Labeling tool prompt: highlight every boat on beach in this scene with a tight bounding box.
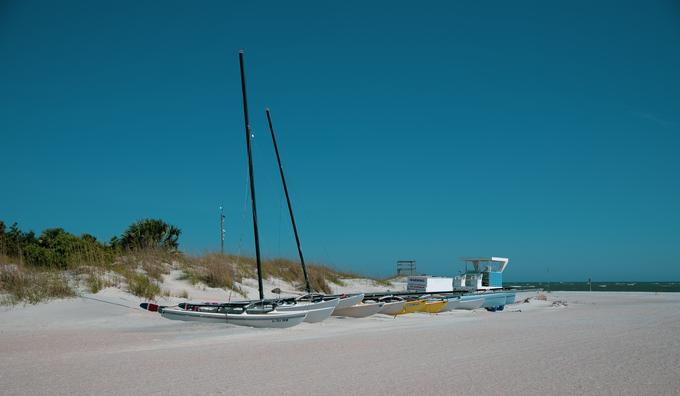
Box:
[288,306,334,323]
[274,299,339,323]
[295,293,365,311]
[334,294,365,309]
[397,300,427,314]
[446,296,484,310]
[363,295,406,315]
[423,300,448,313]
[332,302,384,318]
[143,51,310,329]
[160,301,307,328]
[378,300,406,315]
[505,292,516,305]
[275,297,339,311]
[480,293,508,311]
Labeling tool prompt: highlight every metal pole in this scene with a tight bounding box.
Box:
[238,50,264,301]
[265,108,312,293]
[219,205,225,255]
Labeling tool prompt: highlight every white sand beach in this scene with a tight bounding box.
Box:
[1,290,678,396]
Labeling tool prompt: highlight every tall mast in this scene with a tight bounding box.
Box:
[265,108,312,293]
[238,50,264,301]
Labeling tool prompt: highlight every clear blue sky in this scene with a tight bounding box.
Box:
[1,1,679,281]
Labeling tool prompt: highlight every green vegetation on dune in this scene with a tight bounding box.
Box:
[0,219,392,305]
[0,219,179,304]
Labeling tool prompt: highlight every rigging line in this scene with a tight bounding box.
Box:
[77,294,146,311]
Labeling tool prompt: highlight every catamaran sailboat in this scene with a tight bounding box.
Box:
[142,51,310,328]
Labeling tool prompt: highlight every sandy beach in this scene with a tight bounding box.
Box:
[1,291,678,396]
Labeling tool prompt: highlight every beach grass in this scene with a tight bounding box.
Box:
[0,250,391,305]
[0,264,75,305]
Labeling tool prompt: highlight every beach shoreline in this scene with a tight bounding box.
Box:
[1,291,679,395]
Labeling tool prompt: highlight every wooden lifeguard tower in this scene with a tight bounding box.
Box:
[396,260,416,276]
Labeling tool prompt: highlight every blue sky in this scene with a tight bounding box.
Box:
[1,1,679,280]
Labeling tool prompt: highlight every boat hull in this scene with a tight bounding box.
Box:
[378,301,405,315]
[447,297,484,310]
[480,293,507,311]
[423,300,448,313]
[505,292,516,305]
[397,300,426,314]
[159,308,307,328]
[298,306,335,323]
[276,298,339,312]
[334,294,365,310]
[332,302,384,318]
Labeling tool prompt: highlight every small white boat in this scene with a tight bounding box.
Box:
[295,293,365,312]
[332,302,384,318]
[296,306,335,323]
[378,301,405,315]
[334,293,365,310]
[446,296,484,310]
[363,296,405,316]
[276,298,340,323]
[275,298,339,312]
[275,299,338,323]
[160,307,307,328]
[479,293,507,311]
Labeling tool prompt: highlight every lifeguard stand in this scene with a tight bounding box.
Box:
[453,257,509,291]
[396,260,416,276]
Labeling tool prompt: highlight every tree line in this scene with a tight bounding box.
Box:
[0,219,181,269]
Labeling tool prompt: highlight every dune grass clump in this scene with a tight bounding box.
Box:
[0,265,75,305]
[116,248,175,281]
[180,253,248,296]
[126,272,161,300]
[85,271,117,294]
[260,257,372,293]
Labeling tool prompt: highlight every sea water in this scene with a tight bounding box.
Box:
[504,281,680,292]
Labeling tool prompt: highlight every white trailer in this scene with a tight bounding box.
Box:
[407,276,453,293]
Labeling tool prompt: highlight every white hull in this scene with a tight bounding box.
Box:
[299,306,335,323]
[332,302,384,318]
[447,297,484,310]
[276,298,339,312]
[160,308,307,328]
[335,293,365,310]
[378,301,405,315]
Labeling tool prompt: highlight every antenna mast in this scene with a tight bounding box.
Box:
[219,205,225,254]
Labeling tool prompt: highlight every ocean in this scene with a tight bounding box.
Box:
[504,281,680,292]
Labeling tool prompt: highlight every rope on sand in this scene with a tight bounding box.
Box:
[77,294,142,311]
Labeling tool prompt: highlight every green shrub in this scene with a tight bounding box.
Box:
[115,219,181,251]
[0,221,38,258]
[22,244,64,268]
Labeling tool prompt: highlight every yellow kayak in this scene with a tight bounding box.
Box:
[423,300,447,313]
[397,300,426,314]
